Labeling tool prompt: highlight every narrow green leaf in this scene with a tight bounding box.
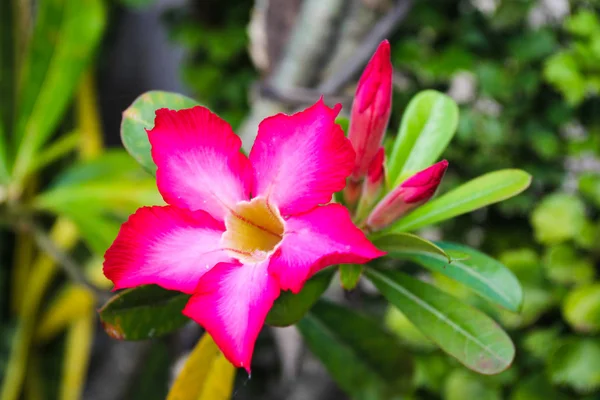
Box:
[374,233,451,262]
[0,0,13,184]
[386,169,532,233]
[120,91,199,174]
[99,285,190,340]
[48,150,145,187]
[34,180,160,215]
[297,299,413,399]
[387,90,459,187]
[396,241,523,312]
[365,269,515,375]
[266,268,334,327]
[339,264,363,290]
[13,0,107,180]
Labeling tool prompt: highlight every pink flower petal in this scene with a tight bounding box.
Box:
[183,261,280,372]
[249,98,355,216]
[148,107,253,221]
[269,204,385,293]
[104,206,232,294]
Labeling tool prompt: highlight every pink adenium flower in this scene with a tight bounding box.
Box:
[366,160,448,230]
[103,99,384,372]
[347,40,393,182]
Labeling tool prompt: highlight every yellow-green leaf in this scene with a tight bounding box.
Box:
[167,334,235,400]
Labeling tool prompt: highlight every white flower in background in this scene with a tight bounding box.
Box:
[448,71,477,104]
[471,0,499,16]
[528,0,570,28]
[560,121,587,141]
[474,96,503,117]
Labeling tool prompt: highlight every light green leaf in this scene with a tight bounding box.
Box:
[543,244,595,285]
[563,284,600,334]
[387,90,459,187]
[543,51,586,105]
[34,181,160,215]
[384,306,434,350]
[13,0,107,180]
[373,232,451,262]
[121,91,199,174]
[51,150,149,187]
[444,369,502,400]
[564,10,600,37]
[0,0,13,185]
[365,269,515,375]
[510,374,569,400]
[531,193,586,245]
[297,299,413,399]
[339,264,363,290]
[547,338,600,393]
[400,242,522,312]
[385,169,531,233]
[99,285,189,341]
[266,268,334,327]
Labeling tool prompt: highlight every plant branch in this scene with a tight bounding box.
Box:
[26,220,107,300]
[318,0,413,94]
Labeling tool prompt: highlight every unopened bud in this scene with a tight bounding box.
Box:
[366,160,448,231]
[348,40,393,181]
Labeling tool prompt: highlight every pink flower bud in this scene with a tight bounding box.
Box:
[366,160,449,231]
[348,40,393,182]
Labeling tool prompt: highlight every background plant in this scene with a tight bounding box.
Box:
[1,0,598,399]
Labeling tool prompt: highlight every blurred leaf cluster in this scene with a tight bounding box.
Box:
[377,1,600,399]
[0,0,163,399]
[164,0,255,128]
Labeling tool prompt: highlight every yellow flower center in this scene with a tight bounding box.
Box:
[222,197,284,263]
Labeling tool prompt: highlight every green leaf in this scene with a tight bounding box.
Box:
[531,193,586,245]
[543,244,595,285]
[385,169,532,233]
[510,374,570,400]
[99,285,190,341]
[339,264,363,290]
[13,0,107,180]
[547,338,600,393]
[563,284,600,334]
[51,150,149,187]
[266,268,334,327]
[34,180,160,216]
[373,233,451,262]
[384,306,434,350]
[444,369,502,400]
[543,51,586,105]
[387,90,459,187]
[522,327,561,362]
[297,299,413,399]
[365,269,515,375]
[579,173,600,208]
[396,241,522,312]
[564,10,600,37]
[121,91,200,174]
[497,284,555,329]
[0,0,14,185]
